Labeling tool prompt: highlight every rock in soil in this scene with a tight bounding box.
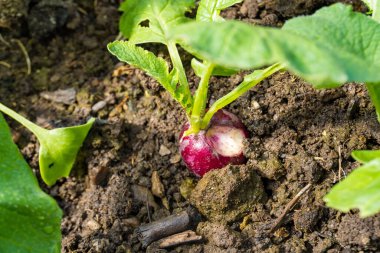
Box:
[190,165,266,223]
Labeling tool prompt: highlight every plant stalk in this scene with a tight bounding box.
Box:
[0,103,47,139]
[188,62,215,134]
[167,41,193,117]
[201,63,284,129]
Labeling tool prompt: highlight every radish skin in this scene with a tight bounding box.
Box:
[179,109,248,176]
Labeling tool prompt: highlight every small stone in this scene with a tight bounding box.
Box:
[251,100,260,109]
[91,101,107,113]
[161,197,170,210]
[159,145,171,156]
[40,88,76,105]
[170,154,181,164]
[123,217,140,228]
[151,171,165,198]
[85,219,101,231]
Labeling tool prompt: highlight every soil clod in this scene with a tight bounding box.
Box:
[190,165,266,223]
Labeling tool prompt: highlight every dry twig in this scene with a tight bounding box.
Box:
[159,230,202,248]
[14,39,31,75]
[0,61,11,68]
[136,211,191,248]
[269,183,312,233]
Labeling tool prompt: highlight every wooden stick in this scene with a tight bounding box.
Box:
[136,210,192,248]
[269,183,312,233]
[159,230,202,248]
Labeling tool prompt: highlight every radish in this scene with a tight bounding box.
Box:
[179,109,248,176]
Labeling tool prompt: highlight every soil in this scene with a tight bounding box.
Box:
[0,0,379,252]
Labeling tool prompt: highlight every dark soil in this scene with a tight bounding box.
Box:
[1,0,379,252]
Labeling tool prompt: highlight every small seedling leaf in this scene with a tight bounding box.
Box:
[324,158,380,217]
[38,118,95,186]
[196,0,243,21]
[119,0,194,44]
[172,3,380,87]
[108,41,193,111]
[0,113,62,252]
[0,103,95,186]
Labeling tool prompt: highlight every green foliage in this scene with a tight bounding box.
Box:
[324,157,380,217]
[37,119,95,186]
[108,41,193,109]
[118,0,194,114]
[0,113,61,252]
[171,4,380,88]
[119,0,194,44]
[0,103,94,186]
[366,83,380,121]
[352,150,380,163]
[196,0,243,21]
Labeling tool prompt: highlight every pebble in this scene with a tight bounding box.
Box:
[251,100,260,109]
[91,101,107,113]
[40,88,76,105]
[123,217,140,228]
[170,154,181,164]
[159,145,171,156]
[151,171,165,198]
[85,219,101,231]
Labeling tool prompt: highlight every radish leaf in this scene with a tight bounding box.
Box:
[119,0,195,44]
[172,3,380,87]
[118,0,194,114]
[324,158,380,217]
[197,0,243,22]
[108,41,193,111]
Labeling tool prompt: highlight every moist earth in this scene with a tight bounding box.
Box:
[0,0,378,252]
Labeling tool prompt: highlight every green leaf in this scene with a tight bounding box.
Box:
[38,118,95,186]
[171,3,380,88]
[191,58,238,77]
[0,113,62,252]
[366,83,380,122]
[324,158,380,217]
[119,0,195,44]
[196,0,243,21]
[108,41,193,111]
[0,103,94,186]
[352,150,380,164]
[282,3,380,83]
